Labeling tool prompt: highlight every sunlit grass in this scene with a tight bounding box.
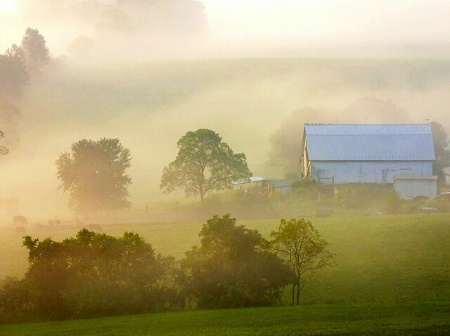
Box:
[1,302,449,335]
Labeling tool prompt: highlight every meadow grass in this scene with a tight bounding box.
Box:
[1,213,449,304]
[0,302,449,335]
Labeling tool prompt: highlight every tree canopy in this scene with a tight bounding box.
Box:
[0,130,9,155]
[20,28,50,74]
[0,45,28,100]
[430,121,450,178]
[270,218,334,305]
[161,129,252,204]
[181,214,291,309]
[55,138,132,214]
[9,230,166,320]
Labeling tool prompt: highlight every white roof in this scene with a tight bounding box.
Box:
[304,124,435,161]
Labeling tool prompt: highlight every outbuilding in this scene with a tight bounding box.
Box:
[393,175,438,200]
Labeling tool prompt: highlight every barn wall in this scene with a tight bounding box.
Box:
[311,161,433,184]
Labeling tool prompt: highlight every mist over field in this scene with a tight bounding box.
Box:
[1,57,450,221]
[1,0,450,223]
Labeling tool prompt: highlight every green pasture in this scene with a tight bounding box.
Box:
[1,302,449,335]
[1,212,449,304]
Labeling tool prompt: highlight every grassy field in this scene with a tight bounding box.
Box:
[1,212,449,304]
[1,302,449,335]
[1,212,449,334]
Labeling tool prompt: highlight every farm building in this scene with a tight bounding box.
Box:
[232,177,294,196]
[300,124,436,185]
[393,175,437,200]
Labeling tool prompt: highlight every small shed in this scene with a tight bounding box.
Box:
[232,177,294,196]
[393,175,437,200]
[232,177,269,194]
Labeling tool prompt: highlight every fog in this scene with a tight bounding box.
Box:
[1,1,450,223]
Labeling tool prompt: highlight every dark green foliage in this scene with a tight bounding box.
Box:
[0,230,170,321]
[0,277,30,323]
[56,138,132,214]
[181,214,291,309]
[161,129,252,204]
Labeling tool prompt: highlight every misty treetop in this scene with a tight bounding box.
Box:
[20,28,50,74]
[430,120,450,179]
[0,130,9,155]
[0,28,49,100]
[56,138,132,214]
[161,129,252,204]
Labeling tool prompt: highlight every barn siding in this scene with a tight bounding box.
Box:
[311,161,433,184]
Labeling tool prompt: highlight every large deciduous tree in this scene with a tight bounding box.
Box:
[430,121,450,179]
[55,138,132,214]
[19,229,166,319]
[270,218,334,305]
[181,214,291,309]
[161,129,252,204]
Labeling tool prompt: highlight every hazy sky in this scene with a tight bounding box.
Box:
[1,0,450,57]
[202,0,450,54]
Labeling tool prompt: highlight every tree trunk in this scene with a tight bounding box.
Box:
[296,276,301,305]
[291,283,296,306]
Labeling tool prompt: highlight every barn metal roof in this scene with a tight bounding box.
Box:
[304,124,435,161]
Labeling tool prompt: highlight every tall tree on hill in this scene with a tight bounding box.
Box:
[0,103,21,150]
[430,121,450,180]
[161,129,252,204]
[20,28,50,74]
[55,138,132,214]
[0,45,29,99]
[270,218,334,305]
[0,130,9,155]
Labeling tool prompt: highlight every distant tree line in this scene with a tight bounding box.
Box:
[0,27,50,152]
[0,214,333,323]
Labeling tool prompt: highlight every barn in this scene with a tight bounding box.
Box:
[300,124,436,185]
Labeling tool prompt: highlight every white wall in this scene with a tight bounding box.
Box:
[311,161,433,184]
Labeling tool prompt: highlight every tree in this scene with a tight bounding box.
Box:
[20,229,166,319]
[161,129,252,204]
[20,28,50,74]
[268,107,322,176]
[0,130,9,155]
[0,45,29,99]
[55,138,132,214]
[181,214,291,309]
[0,103,21,149]
[270,218,334,305]
[430,121,450,179]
